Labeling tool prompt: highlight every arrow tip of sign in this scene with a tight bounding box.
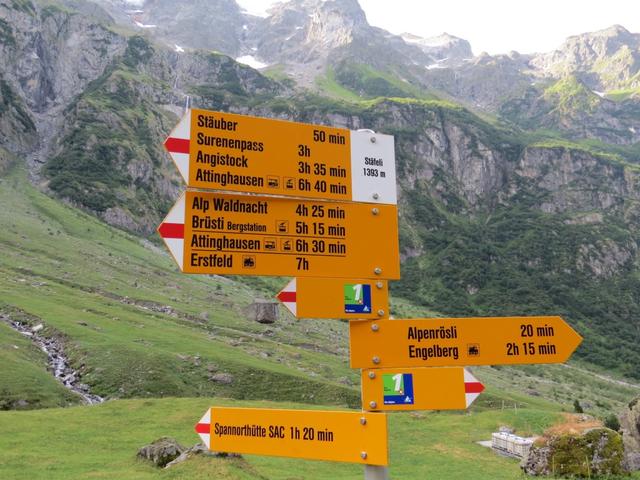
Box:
[195,409,211,450]
[555,316,584,356]
[276,279,297,316]
[464,370,485,407]
[157,222,184,239]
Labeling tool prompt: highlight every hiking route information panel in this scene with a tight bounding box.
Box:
[350,316,582,368]
[195,407,389,465]
[158,190,400,279]
[164,109,397,204]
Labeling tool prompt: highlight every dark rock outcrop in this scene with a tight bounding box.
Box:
[243,301,279,324]
[620,397,640,471]
[521,429,626,477]
[137,437,185,467]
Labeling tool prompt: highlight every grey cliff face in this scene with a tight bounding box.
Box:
[0,0,128,168]
[423,52,534,111]
[0,0,638,244]
[248,0,371,64]
[0,1,126,113]
[515,147,638,214]
[141,0,247,55]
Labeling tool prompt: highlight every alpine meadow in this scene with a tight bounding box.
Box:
[1,0,640,478]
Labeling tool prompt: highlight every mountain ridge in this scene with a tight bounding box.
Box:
[0,0,639,386]
[84,0,640,148]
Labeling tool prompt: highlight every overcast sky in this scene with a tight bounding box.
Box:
[236,0,640,55]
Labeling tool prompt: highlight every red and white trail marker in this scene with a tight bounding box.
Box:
[276,278,297,316]
[195,408,211,449]
[464,369,485,407]
[157,193,185,270]
[164,113,191,184]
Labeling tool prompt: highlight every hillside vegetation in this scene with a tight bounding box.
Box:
[1,1,640,476]
[0,165,361,409]
[1,0,636,382]
[1,161,639,478]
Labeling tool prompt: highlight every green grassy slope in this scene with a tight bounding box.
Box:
[0,396,593,480]
[0,141,639,479]
[0,165,359,408]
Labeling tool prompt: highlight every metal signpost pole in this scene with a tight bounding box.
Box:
[364,465,390,480]
[362,352,391,480]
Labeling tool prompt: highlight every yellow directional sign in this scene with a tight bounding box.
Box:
[158,190,400,279]
[195,407,389,465]
[350,316,582,368]
[276,278,389,319]
[361,367,484,412]
[164,108,397,204]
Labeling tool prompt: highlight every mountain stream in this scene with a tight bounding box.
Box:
[3,316,104,405]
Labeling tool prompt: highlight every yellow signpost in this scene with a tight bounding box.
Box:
[350,316,582,369]
[158,190,400,279]
[276,278,389,319]
[195,407,389,466]
[360,367,484,412]
[157,107,582,479]
[164,108,397,204]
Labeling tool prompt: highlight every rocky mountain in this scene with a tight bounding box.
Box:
[0,0,639,383]
[0,0,282,233]
[86,1,640,145]
[400,32,472,63]
[92,0,474,89]
[136,0,249,55]
[88,1,640,97]
[531,25,640,91]
[252,0,371,62]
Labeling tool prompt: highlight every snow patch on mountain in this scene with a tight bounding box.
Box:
[426,63,447,70]
[236,55,268,69]
[237,0,271,18]
[134,20,156,28]
[403,33,451,47]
